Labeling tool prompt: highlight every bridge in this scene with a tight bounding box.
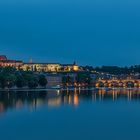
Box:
[95,79,140,88]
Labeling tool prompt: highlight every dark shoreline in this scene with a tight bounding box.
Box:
[0,87,139,92]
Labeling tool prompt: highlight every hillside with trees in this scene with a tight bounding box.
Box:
[0,67,47,89]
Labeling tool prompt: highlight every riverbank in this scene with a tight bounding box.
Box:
[0,87,139,92]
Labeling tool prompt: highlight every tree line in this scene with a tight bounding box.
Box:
[83,65,140,75]
[62,73,92,86]
[0,67,47,89]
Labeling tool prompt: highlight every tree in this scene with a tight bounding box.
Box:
[16,75,26,88]
[38,75,47,87]
[6,74,17,88]
[28,80,38,89]
[0,73,16,89]
[0,73,7,89]
[62,76,67,86]
[76,73,91,85]
[20,71,39,89]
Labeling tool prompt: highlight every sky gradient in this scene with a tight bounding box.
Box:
[0,0,140,66]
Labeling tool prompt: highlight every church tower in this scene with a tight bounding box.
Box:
[29,58,33,64]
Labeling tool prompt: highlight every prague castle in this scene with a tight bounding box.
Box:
[0,55,79,72]
[22,62,79,72]
[22,63,61,72]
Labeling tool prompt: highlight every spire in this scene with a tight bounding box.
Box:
[73,61,76,65]
[29,58,33,64]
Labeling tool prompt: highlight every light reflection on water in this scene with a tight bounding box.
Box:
[1,89,140,140]
[0,88,140,114]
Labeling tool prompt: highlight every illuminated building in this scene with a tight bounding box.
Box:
[0,55,80,72]
[22,63,61,72]
[61,62,79,71]
[0,55,23,69]
[46,74,62,87]
[22,61,79,72]
[0,55,7,60]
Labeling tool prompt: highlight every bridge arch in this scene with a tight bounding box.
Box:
[125,81,135,88]
[109,81,119,87]
[96,81,105,87]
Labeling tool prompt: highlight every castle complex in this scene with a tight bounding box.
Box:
[0,55,79,72]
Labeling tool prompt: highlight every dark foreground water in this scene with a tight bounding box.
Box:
[0,88,140,140]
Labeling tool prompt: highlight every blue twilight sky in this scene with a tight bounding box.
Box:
[0,0,140,66]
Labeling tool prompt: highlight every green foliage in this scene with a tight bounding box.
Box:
[38,75,47,87]
[0,67,48,89]
[62,76,73,85]
[93,65,140,75]
[76,73,91,84]
[25,73,39,89]
[16,75,26,88]
[62,76,67,84]
[0,73,17,89]
[28,80,38,89]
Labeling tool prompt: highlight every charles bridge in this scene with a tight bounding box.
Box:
[95,79,140,87]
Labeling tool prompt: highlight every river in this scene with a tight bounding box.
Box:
[0,88,140,140]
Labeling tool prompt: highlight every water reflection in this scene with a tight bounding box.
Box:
[0,88,140,114]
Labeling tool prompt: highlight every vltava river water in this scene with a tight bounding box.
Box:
[0,88,140,140]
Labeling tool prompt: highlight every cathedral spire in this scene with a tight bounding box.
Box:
[29,58,33,64]
[73,61,76,65]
